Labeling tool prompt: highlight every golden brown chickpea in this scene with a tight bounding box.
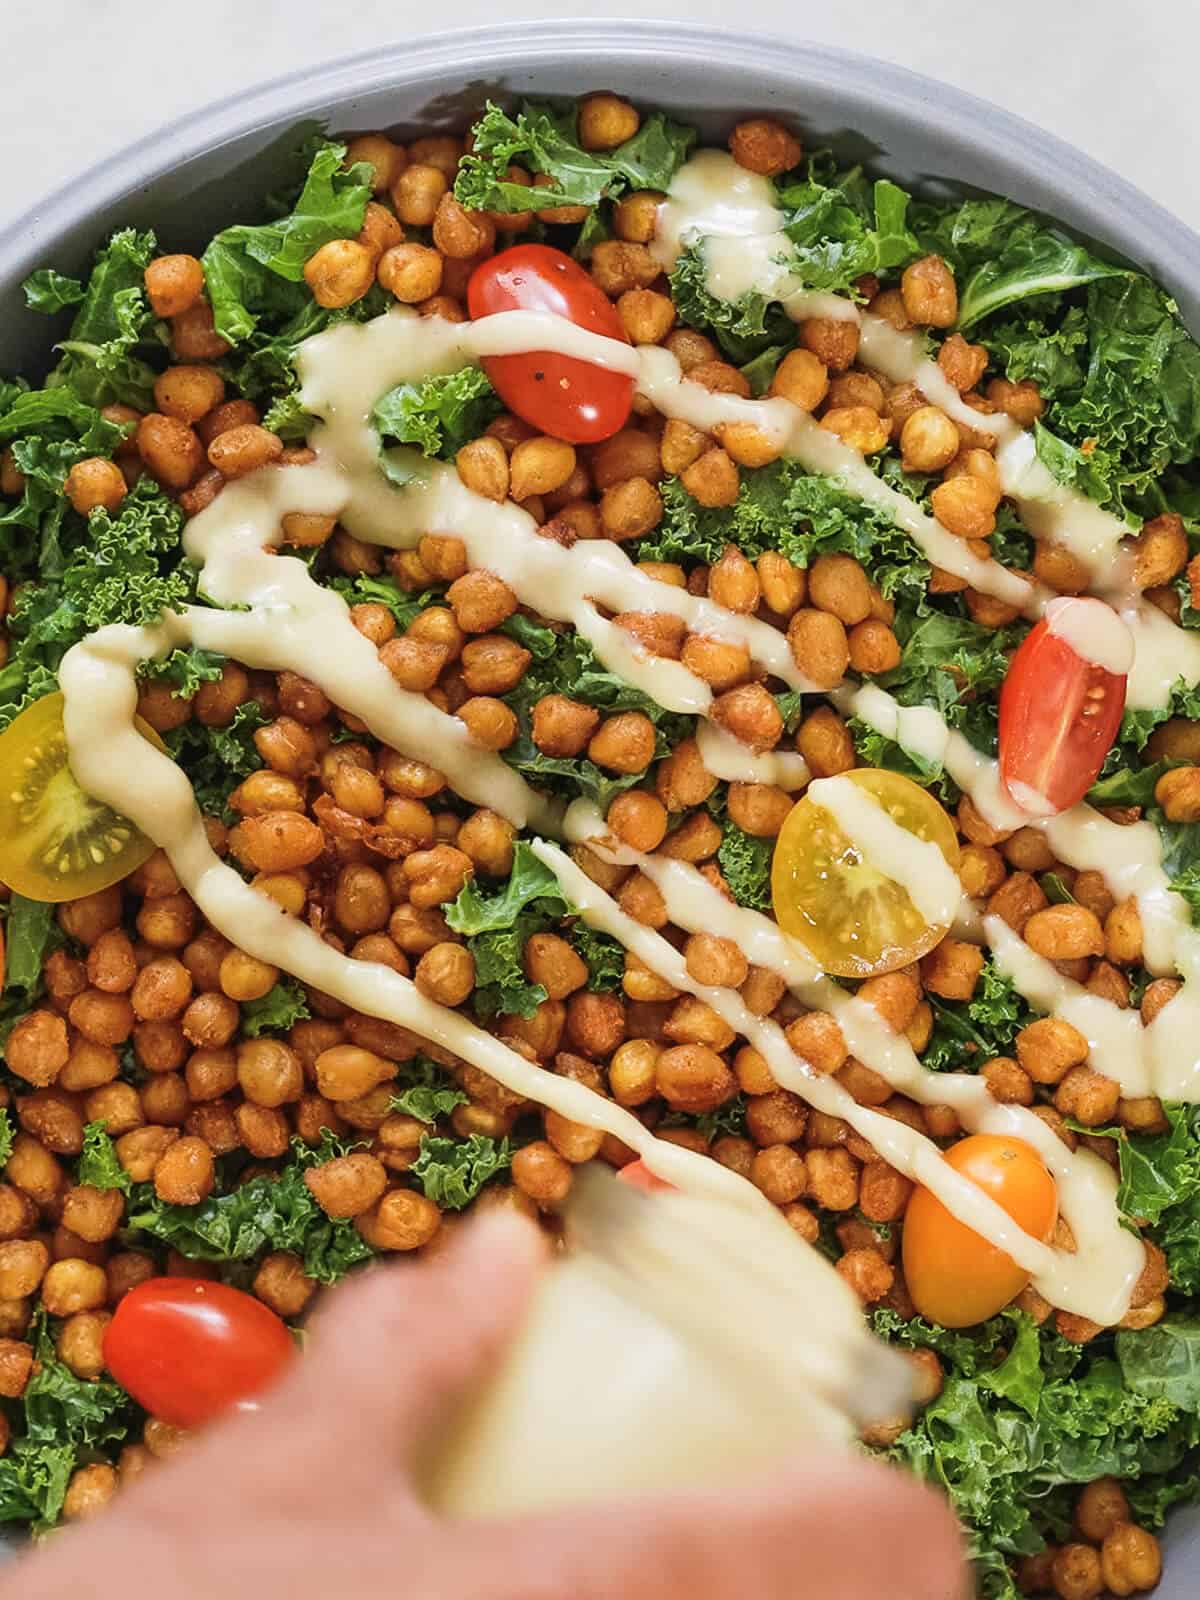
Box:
[564,993,627,1061]
[987,871,1048,933]
[145,253,205,318]
[377,241,443,303]
[64,456,127,516]
[357,1189,442,1252]
[170,297,229,361]
[900,405,960,472]
[859,1160,912,1223]
[134,413,204,489]
[936,332,988,391]
[607,1038,660,1106]
[230,811,324,873]
[600,477,663,539]
[682,932,748,991]
[56,1308,111,1381]
[755,551,806,619]
[236,1038,302,1109]
[805,1146,860,1210]
[847,618,901,674]
[518,934,585,1002]
[402,843,473,908]
[794,705,853,778]
[835,1247,895,1304]
[586,711,656,773]
[216,950,278,1004]
[130,956,192,1022]
[207,423,284,481]
[458,695,518,750]
[0,1336,34,1398]
[931,474,1000,540]
[313,1043,392,1103]
[611,188,662,243]
[981,1056,1035,1106]
[234,1102,289,1159]
[749,1144,807,1206]
[787,607,850,689]
[304,1151,388,1218]
[390,162,448,227]
[1050,1542,1104,1600]
[920,939,984,1002]
[653,1043,734,1114]
[1054,1065,1120,1127]
[576,92,640,150]
[590,240,660,296]
[407,135,461,177]
[901,255,958,327]
[617,287,676,345]
[60,1185,124,1245]
[808,553,872,625]
[152,1137,215,1205]
[729,117,802,176]
[344,132,405,192]
[0,1184,37,1241]
[679,633,751,691]
[86,928,137,995]
[1074,1478,1130,1544]
[303,239,375,308]
[510,1140,572,1208]
[1024,905,1104,961]
[154,363,225,425]
[1098,1525,1160,1595]
[432,194,494,259]
[6,1009,69,1087]
[0,1240,49,1300]
[800,316,859,372]
[412,942,474,1007]
[819,405,890,454]
[445,568,517,633]
[251,1251,316,1319]
[41,1258,108,1317]
[62,1461,117,1521]
[705,686,781,757]
[726,782,792,840]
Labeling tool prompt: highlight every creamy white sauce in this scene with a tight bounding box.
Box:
[807,774,961,928]
[1044,596,1134,675]
[695,719,810,790]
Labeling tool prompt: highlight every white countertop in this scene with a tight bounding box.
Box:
[3,0,1196,229]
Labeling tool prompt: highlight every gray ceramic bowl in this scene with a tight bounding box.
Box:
[0,19,1197,1590]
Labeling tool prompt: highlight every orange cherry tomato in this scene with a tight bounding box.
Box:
[467,244,633,443]
[999,598,1128,816]
[616,1158,675,1193]
[902,1134,1058,1328]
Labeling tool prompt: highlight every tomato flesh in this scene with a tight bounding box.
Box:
[104,1278,294,1427]
[468,244,633,444]
[616,1159,675,1193]
[771,768,960,979]
[902,1135,1058,1328]
[0,691,164,902]
[999,599,1128,816]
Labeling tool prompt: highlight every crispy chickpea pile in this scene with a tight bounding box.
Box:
[3,97,1198,1584]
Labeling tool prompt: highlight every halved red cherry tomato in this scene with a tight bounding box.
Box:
[902,1134,1058,1328]
[616,1158,675,1193]
[104,1278,294,1427]
[468,244,633,443]
[999,597,1130,816]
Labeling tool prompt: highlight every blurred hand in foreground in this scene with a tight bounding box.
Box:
[5,1211,965,1600]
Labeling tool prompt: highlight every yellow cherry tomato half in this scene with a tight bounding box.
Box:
[770,767,960,978]
[902,1134,1059,1328]
[0,692,164,902]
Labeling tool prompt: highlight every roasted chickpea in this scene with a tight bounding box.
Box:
[901,255,958,327]
[303,239,375,308]
[144,254,205,318]
[729,118,802,176]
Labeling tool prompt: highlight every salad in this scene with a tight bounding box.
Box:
[0,89,1198,1599]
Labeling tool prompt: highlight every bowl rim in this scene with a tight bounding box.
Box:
[1,19,1197,293]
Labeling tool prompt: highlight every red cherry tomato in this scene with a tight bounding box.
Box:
[104,1278,294,1427]
[999,598,1130,816]
[616,1158,676,1193]
[467,244,633,443]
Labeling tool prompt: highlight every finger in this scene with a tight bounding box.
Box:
[487,1453,966,1600]
[287,1208,547,1459]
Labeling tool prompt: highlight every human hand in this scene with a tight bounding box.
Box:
[7,1212,965,1600]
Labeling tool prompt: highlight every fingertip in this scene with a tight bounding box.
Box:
[825,1456,967,1599]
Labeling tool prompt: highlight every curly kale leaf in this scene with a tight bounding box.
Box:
[372,367,501,460]
[922,960,1030,1073]
[127,1133,374,1286]
[202,139,373,344]
[455,100,695,215]
[412,1133,512,1210]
